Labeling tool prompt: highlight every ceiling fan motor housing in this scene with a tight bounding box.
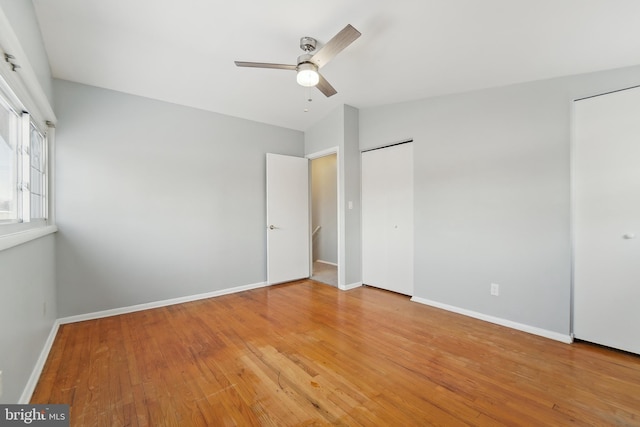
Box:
[300,37,317,53]
[297,53,315,68]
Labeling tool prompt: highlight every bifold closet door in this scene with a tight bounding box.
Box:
[362,142,413,295]
[573,86,640,355]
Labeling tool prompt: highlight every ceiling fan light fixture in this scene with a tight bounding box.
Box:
[296,62,319,87]
[235,24,360,97]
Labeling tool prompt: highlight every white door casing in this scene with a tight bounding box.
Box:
[266,153,310,285]
[573,86,640,355]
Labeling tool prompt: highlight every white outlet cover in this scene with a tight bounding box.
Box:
[490,283,500,296]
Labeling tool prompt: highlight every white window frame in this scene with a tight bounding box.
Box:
[28,120,49,222]
[0,86,53,237]
[0,91,20,224]
[0,7,57,250]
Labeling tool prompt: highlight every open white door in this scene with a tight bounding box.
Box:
[266,153,310,284]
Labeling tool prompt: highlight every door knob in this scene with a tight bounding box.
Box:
[623,233,636,239]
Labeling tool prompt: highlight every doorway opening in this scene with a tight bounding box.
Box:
[310,153,338,287]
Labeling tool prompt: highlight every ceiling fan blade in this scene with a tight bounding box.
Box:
[316,74,337,97]
[311,24,361,69]
[234,61,296,70]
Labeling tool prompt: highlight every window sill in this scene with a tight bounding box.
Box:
[0,225,58,252]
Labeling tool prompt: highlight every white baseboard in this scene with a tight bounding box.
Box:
[22,281,269,403]
[58,281,268,325]
[340,281,362,291]
[410,296,573,344]
[315,260,338,267]
[19,319,61,404]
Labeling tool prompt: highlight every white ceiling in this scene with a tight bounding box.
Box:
[32,0,640,131]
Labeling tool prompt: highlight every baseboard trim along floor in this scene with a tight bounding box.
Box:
[411,296,573,344]
[57,281,269,325]
[340,281,363,291]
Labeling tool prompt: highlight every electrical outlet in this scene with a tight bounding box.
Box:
[490,283,500,296]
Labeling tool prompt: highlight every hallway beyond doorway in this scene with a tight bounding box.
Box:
[311,261,337,287]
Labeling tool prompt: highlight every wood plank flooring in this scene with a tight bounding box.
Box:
[32,280,640,426]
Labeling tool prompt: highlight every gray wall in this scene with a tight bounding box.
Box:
[360,65,640,335]
[311,154,337,264]
[54,79,304,317]
[305,105,361,287]
[0,236,57,403]
[343,105,361,286]
[0,2,56,403]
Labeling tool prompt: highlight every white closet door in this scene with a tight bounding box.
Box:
[573,86,640,355]
[362,143,413,295]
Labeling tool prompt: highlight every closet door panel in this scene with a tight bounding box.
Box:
[362,143,413,295]
[573,86,640,355]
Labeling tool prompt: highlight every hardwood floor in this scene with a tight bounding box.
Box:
[32,280,640,426]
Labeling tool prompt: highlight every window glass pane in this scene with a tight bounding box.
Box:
[0,96,18,222]
[30,125,46,219]
[30,192,41,219]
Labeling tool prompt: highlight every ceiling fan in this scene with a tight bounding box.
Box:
[234,24,361,97]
